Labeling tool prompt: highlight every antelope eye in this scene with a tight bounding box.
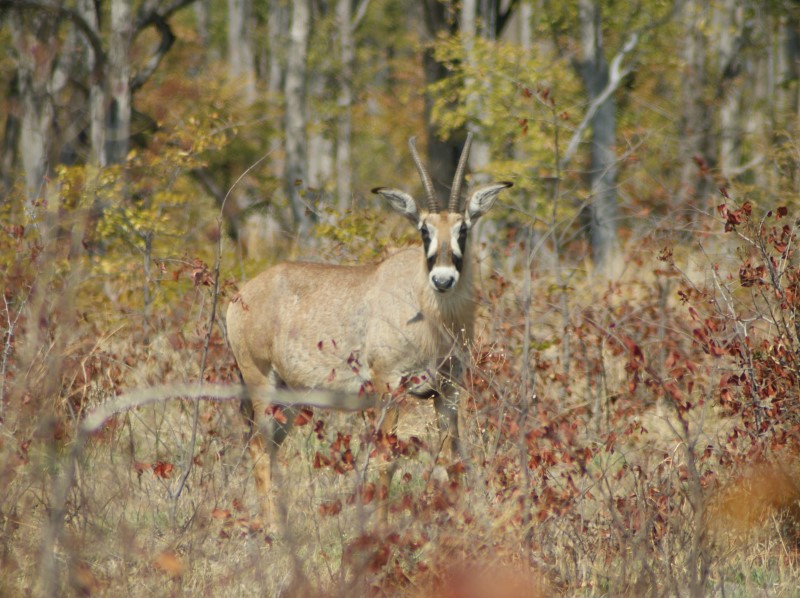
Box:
[420,226,430,242]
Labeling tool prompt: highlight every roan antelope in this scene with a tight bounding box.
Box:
[226,133,511,522]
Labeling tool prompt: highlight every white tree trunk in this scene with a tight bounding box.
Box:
[307,73,333,193]
[677,0,712,212]
[227,0,256,105]
[78,0,106,166]
[195,0,210,49]
[284,0,311,230]
[460,0,490,181]
[716,0,743,179]
[11,11,56,215]
[519,1,533,51]
[107,0,132,165]
[335,0,354,212]
[266,0,288,179]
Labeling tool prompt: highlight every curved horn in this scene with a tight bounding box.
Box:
[408,137,439,212]
[448,132,473,213]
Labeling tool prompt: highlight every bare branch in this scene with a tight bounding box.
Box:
[560,33,638,170]
[131,13,175,92]
[130,0,196,91]
[80,383,379,436]
[0,0,106,75]
[351,0,370,29]
[172,151,272,508]
[134,0,196,30]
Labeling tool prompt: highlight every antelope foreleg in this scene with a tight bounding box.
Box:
[246,432,276,524]
[433,387,462,467]
[377,403,399,523]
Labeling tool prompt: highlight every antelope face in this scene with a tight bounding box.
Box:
[374,182,512,293]
[372,133,512,294]
[419,212,469,293]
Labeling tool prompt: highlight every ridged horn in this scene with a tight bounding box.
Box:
[408,136,439,212]
[448,132,473,213]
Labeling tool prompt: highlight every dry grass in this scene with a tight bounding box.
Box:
[4,223,800,597]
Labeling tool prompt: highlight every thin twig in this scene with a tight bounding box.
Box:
[0,289,31,414]
[171,152,272,511]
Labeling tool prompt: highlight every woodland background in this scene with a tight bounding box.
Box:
[4,0,800,596]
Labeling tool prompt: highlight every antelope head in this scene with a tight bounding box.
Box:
[373,133,512,294]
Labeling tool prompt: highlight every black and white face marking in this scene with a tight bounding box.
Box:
[373,181,511,294]
[419,218,469,293]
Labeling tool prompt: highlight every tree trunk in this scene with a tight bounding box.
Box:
[715,0,743,180]
[779,13,800,121]
[307,72,333,194]
[422,0,458,198]
[335,0,355,211]
[460,0,490,181]
[227,0,256,105]
[1,75,21,198]
[77,0,105,167]
[11,10,56,215]
[778,12,800,191]
[194,0,210,50]
[267,0,288,178]
[577,0,620,276]
[107,0,132,165]
[284,0,311,231]
[677,0,713,216]
[267,0,287,94]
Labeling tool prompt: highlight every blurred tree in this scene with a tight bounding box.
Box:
[7,3,59,214]
[4,0,800,262]
[675,0,800,217]
[334,0,369,211]
[107,0,133,165]
[1,0,197,209]
[284,0,311,231]
[267,0,288,177]
[77,0,106,167]
[227,0,256,105]
[676,0,720,216]
[575,0,622,276]
[422,0,516,198]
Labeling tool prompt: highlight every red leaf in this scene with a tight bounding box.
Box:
[152,461,174,478]
[314,452,332,469]
[211,508,231,520]
[342,448,354,465]
[319,500,342,517]
[361,483,376,504]
[293,408,314,426]
[269,405,288,424]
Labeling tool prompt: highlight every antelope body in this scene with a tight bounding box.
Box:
[226,134,511,521]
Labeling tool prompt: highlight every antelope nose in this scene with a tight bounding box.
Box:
[432,274,455,292]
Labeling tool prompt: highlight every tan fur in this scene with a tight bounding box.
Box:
[226,136,511,523]
[229,230,471,398]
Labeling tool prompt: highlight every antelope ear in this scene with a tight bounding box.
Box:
[373,187,420,225]
[465,182,513,226]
